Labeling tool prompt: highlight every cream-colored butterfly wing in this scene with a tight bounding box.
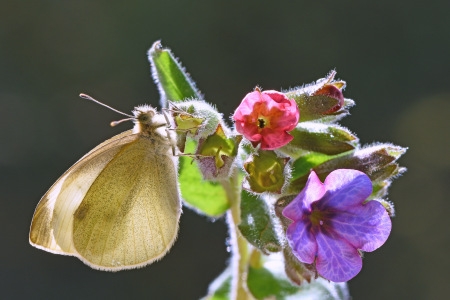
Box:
[29,130,138,255]
[72,137,181,271]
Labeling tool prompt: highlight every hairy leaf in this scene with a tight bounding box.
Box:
[178,140,230,216]
[238,191,282,254]
[148,41,202,107]
[280,123,358,156]
[288,144,406,195]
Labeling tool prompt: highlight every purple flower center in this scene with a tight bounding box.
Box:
[309,209,325,226]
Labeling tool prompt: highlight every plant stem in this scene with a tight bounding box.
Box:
[221,171,253,300]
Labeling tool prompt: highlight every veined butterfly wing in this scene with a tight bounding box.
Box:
[29,130,138,255]
[30,107,182,270]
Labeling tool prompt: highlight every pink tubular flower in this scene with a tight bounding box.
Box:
[233,90,299,150]
[282,169,391,282]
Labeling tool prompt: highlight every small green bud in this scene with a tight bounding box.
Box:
[244,151,290,194]
[196,124,241,180]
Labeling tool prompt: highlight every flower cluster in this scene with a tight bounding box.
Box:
[232,85,396,283]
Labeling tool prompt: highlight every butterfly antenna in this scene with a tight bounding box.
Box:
[110,118,134,127]
[79,93,134,118]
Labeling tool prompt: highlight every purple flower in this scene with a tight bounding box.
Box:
[282,169,391,282]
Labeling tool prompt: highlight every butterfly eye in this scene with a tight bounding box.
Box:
[139,114,149,122]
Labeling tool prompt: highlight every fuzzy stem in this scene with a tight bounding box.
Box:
[221,172,253,300]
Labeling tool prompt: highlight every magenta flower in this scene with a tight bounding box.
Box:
[233,90,299,150]
[282,169,391,282]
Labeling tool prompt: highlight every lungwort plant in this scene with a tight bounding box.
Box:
[148,41,406,299]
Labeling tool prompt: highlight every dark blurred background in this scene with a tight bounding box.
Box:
[1,1,449,299]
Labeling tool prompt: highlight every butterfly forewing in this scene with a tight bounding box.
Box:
[72,137,181,270]
[29,130,138,254]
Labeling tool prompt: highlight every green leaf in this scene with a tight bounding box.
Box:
[247,265,299,300]
[280,123,358,156]
[238,191,282,254]
[291,152,336,181]
[178,140,230,216]
[148,41,202,106]
[288,144,405,195]
[202,268,232,300]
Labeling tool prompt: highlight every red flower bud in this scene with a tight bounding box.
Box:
[233,90,299,150]
[313,83,345,114]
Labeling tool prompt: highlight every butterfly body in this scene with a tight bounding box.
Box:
[29,105,181,271]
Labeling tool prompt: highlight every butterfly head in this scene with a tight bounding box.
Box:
[133,105,157,124]
[132,105,167,135]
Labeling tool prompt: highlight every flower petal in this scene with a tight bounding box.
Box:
[315,227,362,282]
[318,169,373,210]
[286,220,317,264]
[262,90,287,103]
[328,200,392,252]
[283,171,326,221]
[235,121,261,142]
[260,128,293,150]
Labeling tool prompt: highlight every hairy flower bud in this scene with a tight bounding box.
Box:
[313,83,345,114]
[244,150,290,193]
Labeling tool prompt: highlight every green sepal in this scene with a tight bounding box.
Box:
[282,247,317,286]
[291,94,340,122]
[280,123,358,156]
[243,150,290,194]
[171,100,224,140]
[148,41,202,107]
[198,124,239,169]
[369,181,391,200]
[178,140,230,216]
[238,190,282,254]
[174,114,204,135]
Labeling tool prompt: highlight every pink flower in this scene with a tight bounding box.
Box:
[283,169,391,282]
[233,90,299,150]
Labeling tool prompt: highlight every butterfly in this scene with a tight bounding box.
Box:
[29,94,182,271]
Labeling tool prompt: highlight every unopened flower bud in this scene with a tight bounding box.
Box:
[313,83,345,114]
[244,150,290,193]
